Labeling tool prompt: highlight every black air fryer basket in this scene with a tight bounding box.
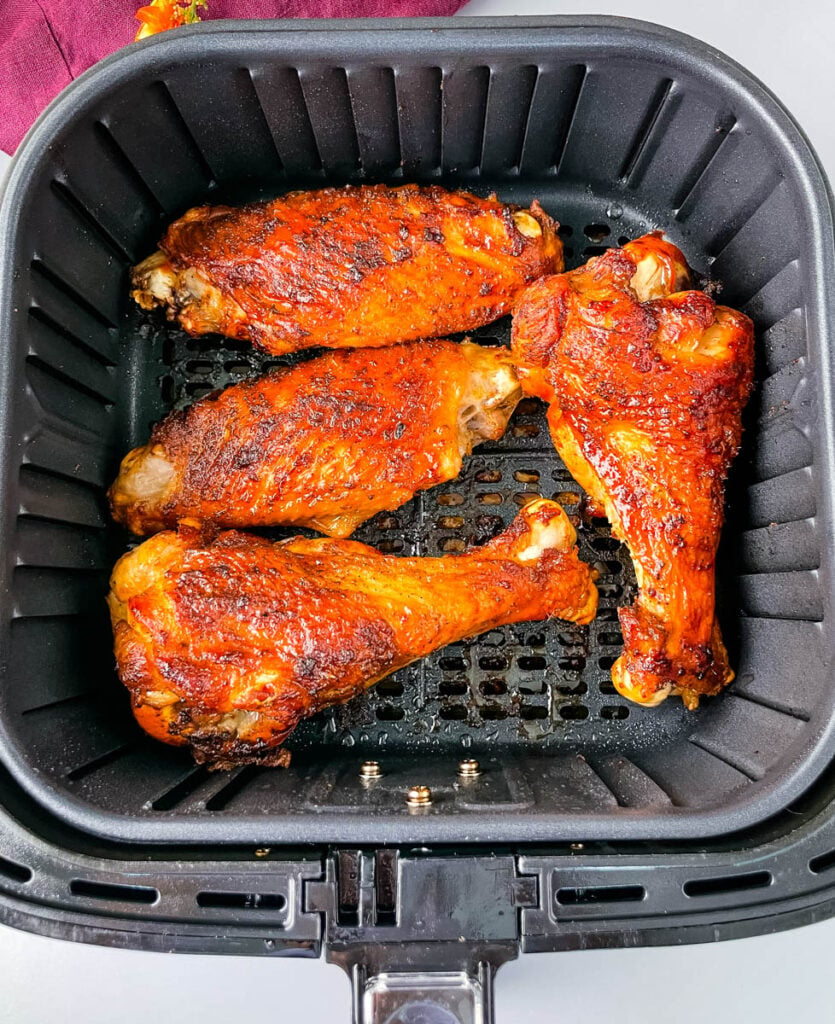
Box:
[2,16,835,1022]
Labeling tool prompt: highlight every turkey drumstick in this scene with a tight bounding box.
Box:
[132,184,561,356]
[108,500,598,768]
[109,340,521,538]
[512,233,754,709]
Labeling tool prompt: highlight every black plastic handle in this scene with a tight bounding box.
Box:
[309,854,528,1024]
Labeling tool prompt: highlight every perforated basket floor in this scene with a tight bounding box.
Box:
[0,18,834,845]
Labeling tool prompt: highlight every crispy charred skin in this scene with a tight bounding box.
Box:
[511,233,754,709]
[109,340,521,537]
[131,184,562,355]
[109,501,597,768]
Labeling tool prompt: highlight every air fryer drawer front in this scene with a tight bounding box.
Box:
[0,19,834,850]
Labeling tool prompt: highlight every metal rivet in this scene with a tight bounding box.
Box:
[569,843,584,852]
[359,760,383,780]
[406,785,432,808]
[457,758,481,778]
[254,847,270,858]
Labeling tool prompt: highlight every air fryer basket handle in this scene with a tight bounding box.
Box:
[308,852,531,1024]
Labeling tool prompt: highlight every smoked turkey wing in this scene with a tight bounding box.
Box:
[109,340,521,538]
[108,500,598,768]
[131,184,561,355]
[511,233,754,709]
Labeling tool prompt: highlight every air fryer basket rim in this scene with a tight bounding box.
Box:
[1,15,834,847]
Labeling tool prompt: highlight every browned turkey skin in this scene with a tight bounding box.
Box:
[512,233,754,709]
[109,340,521,538]
[132,184,562,356]
[109,501,598,768]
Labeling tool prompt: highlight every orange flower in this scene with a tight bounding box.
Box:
[135,0,207,41]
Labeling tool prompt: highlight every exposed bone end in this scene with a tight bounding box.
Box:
[624,233,691,301]
[612,660,676,707]
[109,444,177,533]
[512,210,543,238]
[131,250,243,337]
[512,498,577,562]
[457,343,523,454]
[131,250,178,310]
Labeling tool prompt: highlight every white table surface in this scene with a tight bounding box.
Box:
[3,2,835,1021]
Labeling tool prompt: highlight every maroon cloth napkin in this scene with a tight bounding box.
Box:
[1,0,465,154]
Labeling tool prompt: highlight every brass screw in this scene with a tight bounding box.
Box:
[359,760,383,780]
[406,785,432,808]
[254,847,270,858]
[457,758,482,779]
[569,843,584,852]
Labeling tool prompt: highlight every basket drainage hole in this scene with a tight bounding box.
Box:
[480,704,507,720]
[683,871,772,898]
[377,677,404,696]
[439,679,468,696]
[520,705,548,720]
[515,398,541,416]
[480,679,507,696]
[224,360,252,375]
[440,656,468,672]
[557,224,574,238]
[600,705,629,720]
[0,856,32,884]
[553,491,580,506]
[439,704,468,721]
[558,656,586,672]
[375,514,400,530]
[582,245,609,258]
[377,539,404,553]
[599,632,624,647]
[583,223,611,243]
[556,682,587,696]
[197,891,286,911]
[70,879,158,904]
[513,493,542,507]
[438,493,464,507]
[557,884,644,906]
[441,538,466,553]
[185,360,215,375]
[559,705,589,720]
[592,536,622,553]
[376,705,405,721]
[518,656,546,671]
[475,469,502,483]
[479,655,508,671]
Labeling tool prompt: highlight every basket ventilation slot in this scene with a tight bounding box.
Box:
[0,856,33,884]
[682,870,772,898]
[556,884,645,905]
[69,878,159,904]
[196,890,286,910]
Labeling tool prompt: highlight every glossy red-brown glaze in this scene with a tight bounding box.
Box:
[109,501,597,768]
[512,234,754,708]
[108,340,521,537]
[131,184,562,355]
